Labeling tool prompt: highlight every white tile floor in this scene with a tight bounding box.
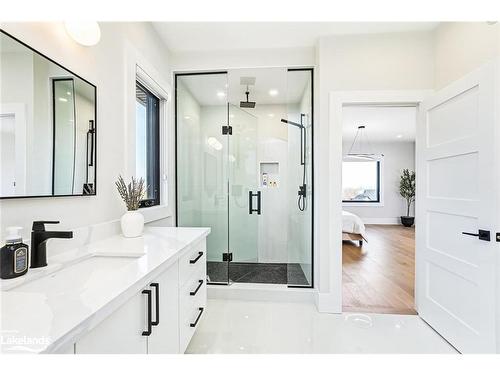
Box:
[186,299,457,354]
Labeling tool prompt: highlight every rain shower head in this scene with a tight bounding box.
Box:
[240,86,256,108]
[240,100,256,108]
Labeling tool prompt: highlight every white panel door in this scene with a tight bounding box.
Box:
[416,62,498,353]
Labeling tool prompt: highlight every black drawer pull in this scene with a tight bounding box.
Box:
[150,283,159,326]
[189,251,204,264]
[142,289,152,336]
[190,279,204,296]
[190,307,204,328]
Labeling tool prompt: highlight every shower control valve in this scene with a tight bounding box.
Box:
[298,184,307,198]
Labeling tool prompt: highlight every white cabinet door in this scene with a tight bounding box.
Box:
[416,62,498,353]
[147,264,180,354]
[75,291,148,354]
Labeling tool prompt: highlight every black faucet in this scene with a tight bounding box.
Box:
[30,221,73,268]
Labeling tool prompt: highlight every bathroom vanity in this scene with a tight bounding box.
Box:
[0,226,209,354]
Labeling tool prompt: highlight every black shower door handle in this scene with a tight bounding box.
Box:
[249,190,261,215]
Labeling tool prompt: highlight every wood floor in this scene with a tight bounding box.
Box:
[342,224,416,315]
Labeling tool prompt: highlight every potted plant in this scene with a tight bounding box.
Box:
[115,175,146,237]
[399,169,416,227]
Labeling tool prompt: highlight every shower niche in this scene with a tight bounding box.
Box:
[260,162,280,188]
[176,68,313,287]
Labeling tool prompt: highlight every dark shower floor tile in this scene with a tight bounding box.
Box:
[207,261,309,286]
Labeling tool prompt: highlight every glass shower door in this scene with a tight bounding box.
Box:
[286,69,313,287]
[176,73,230,284]
[228,104,259,281]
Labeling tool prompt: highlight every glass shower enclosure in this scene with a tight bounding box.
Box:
[176,69,313,287]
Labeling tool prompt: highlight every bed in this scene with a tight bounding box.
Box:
[342,210,367,247]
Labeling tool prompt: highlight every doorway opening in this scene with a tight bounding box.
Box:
[175,68,314,288]
[341,104,417,314]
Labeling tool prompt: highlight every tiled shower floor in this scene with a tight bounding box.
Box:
[207,261,309,286]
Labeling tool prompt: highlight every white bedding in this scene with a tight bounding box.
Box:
[342,210,366,236]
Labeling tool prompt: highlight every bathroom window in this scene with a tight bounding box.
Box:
[342,160,381,203]
[135,82,160,207]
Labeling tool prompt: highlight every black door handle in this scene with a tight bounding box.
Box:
[189,251,204,264]
[462,229,491,241]
[248,191,261,215]
[190,307,204,327]
[150,283,159,326]
[142,289,152,336]
[190,280,204,296]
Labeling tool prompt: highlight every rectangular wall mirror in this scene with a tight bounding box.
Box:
[0,29,97,199]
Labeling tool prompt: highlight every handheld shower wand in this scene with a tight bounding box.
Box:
[281,114,307,211]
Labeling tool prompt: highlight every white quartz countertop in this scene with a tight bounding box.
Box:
[0,226,210,354]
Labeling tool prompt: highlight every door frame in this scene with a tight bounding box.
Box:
[328,90,432,313]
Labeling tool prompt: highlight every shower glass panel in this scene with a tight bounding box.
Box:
[176,68,314,287]
[228,104,259,275]
[53,79,76,195]
[286,69,313,286]
[176,73,230,284]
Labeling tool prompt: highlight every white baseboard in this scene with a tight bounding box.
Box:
[315,292,342,313]
[361,217,401,225]
[208,283,315,304]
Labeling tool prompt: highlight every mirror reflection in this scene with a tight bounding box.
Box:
[0,30,96,198]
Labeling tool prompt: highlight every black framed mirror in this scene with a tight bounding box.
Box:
[0,29,97,199]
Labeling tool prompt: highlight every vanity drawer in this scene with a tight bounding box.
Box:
[179,239,206,287]
[180,268,207,317]
[179,283,207,353]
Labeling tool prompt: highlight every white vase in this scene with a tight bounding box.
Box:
[120,210,144,238]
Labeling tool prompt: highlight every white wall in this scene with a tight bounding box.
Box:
[317,30,435,310]
[253,104,289,264]
[172,47,315,72]
[342,141,415,223]
[0,22,172,242]
[434,22,500,89]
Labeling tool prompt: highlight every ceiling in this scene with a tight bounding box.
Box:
[178,67,310,106]
[153,22,439,52]
[342,105,417,143]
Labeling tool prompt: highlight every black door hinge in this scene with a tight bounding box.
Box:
[223,252,233,262]
[222,125,232,135]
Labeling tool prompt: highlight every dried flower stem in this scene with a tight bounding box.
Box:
[115,175,147,211]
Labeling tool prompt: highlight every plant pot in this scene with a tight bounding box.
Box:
[401,216,415,227]
[121,210,144,238]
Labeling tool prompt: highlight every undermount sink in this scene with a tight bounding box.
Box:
[3,255,142,293]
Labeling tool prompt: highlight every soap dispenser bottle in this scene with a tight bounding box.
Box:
[1,227,29,279]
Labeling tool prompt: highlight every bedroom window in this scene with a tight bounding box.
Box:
[342,160,381,203]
